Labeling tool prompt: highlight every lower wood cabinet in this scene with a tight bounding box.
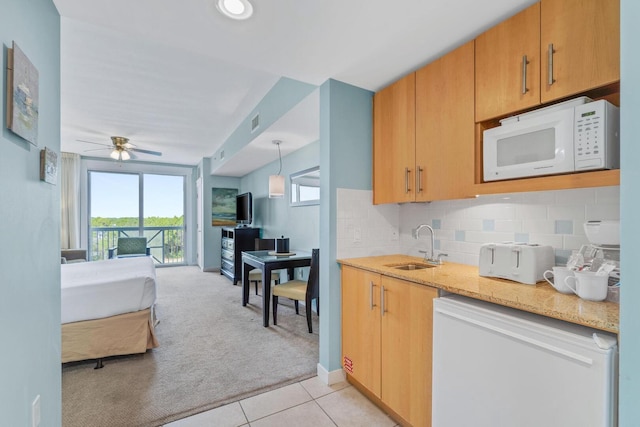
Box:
[341,266,438,427]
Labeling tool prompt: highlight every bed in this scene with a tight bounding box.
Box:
[61,256,159,364]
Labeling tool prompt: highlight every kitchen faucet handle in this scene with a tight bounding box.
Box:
[435,252,448,264]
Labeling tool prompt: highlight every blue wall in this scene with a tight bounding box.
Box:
[241,140,320,251]
[201,155,241,271]
[0,0,61,425]
[619,0,639,424]
[319,79,373,372]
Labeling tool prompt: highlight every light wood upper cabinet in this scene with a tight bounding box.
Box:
[476,0,620,121]
[416,40,476,201]
[341,266,382,398]
[380,275,437,427]
[540,0,620,103]
[475,3,541,122]
[373,73,416,204]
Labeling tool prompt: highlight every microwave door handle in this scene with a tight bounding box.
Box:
[522,55,528,94]
[548,43,555,86]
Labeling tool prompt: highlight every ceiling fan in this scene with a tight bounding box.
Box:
[78,136,162,161]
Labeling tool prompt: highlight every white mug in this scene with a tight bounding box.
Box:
[543,267,574,294]
[564,270,609,302]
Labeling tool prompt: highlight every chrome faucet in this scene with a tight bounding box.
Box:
[412,224,448,265]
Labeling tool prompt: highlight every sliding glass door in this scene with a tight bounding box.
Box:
[89,171,185,264]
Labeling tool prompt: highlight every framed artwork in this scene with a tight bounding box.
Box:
[6,41,39,145]
[212,188,237,226]
[40,147,57,184]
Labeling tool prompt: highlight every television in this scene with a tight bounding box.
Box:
[236,192,253,226]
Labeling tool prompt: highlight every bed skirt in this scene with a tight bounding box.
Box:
[62,308,159,363]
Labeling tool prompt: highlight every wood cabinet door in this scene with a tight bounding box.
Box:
[341,266,382,398]
[380,276,438,427]
[475,3,541,122]
[415,40,476,202]
[373,73,416,204]
[541,0,620,103]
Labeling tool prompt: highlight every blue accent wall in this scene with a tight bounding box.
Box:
[240,140,320,252]
[201,155,240,271]
[1,0,61,424]
[619,0,639,424]
[319,79,373,372]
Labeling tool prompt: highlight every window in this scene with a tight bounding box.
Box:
[290,166,320,206]
[89,171,185,264]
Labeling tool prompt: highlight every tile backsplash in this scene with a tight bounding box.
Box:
[336,186,620,266]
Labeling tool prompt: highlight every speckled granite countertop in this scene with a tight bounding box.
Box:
[338,254,619,334]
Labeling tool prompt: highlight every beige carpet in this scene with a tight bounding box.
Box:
[62,266,319,427]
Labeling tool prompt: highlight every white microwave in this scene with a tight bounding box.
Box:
[483,98,620,182]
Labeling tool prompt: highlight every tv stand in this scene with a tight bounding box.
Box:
[221,227,260,285]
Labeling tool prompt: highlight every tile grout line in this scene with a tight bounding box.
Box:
[241,380,347,425]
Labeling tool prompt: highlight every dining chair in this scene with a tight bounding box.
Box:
[272,248,319,333]
[248,238,280,295]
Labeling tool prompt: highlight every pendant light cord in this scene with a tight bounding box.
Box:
[276,142,282,175]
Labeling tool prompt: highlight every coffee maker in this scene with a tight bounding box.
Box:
[580,220,620,287]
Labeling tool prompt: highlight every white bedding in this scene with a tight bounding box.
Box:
[61,256,157,324]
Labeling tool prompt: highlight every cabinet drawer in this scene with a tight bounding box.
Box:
[221,259,233,272]
[222,249,234,261]
[222,238,234,250]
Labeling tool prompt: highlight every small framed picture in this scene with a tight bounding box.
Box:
[40,147,57,184]
[6,41,39,145]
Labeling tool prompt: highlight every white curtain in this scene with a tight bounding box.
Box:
[60,152,81,249]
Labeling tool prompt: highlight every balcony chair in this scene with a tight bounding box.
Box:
[272,248,319,333]
[108,237,150,259]
[249,238,280,295]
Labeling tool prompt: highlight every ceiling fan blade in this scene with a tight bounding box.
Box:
[76,139,111,147]
[130,147,162,156]
[83,147,111,153]
[127,151,139,160]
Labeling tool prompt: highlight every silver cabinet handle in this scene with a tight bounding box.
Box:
[404,167,411,194]
[369,281,377,310]
[521,55,529,94]
[380,285,386,316]
[416,166,423,193]
[548,43,555,86]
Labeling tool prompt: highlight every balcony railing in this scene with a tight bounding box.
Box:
[90,226,185,265]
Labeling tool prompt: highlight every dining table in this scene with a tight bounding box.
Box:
[241,249,312,327]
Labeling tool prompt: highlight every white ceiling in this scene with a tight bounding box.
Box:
[54,0,536,172]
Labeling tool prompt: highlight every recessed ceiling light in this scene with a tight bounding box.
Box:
[217,0,253,20]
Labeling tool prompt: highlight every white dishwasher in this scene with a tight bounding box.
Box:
[432,295,618,427]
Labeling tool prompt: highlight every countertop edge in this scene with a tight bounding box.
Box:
[338,255,619,334]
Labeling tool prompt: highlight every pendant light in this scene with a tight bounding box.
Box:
[268,140,284,198]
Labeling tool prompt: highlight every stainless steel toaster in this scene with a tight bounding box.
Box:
[479,242,555,285]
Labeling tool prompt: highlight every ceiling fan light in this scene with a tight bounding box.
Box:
[268,174,284,198]
[217,0,253,20]
[120,151,130,161]
[110,150,120,160]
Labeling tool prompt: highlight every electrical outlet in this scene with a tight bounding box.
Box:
[32,395,40,427]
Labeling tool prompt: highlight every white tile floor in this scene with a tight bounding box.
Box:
[164,376,399,427]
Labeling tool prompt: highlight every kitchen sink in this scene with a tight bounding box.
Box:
[385,263,435,270]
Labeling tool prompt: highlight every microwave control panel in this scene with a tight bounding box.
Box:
[574,100,620,170]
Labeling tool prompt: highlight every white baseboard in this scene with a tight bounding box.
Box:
[203,267,219,273]
[317,363,346,385]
